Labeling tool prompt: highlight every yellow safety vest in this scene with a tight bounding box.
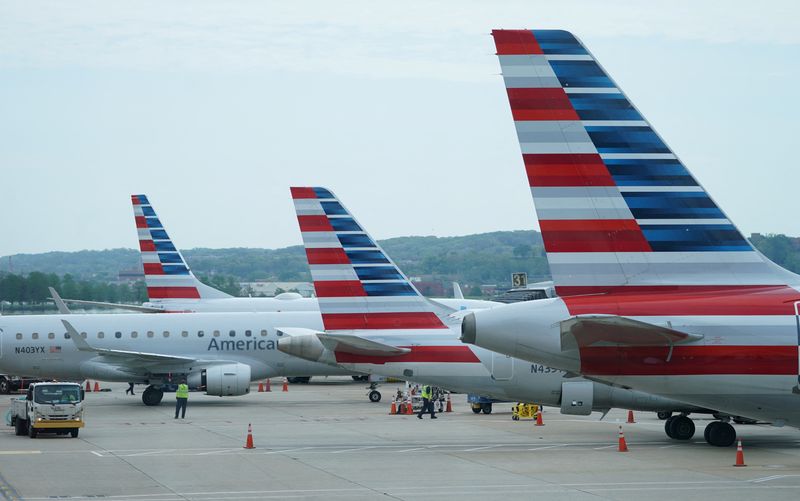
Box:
[421,386,432,399]
[176,384,189,399]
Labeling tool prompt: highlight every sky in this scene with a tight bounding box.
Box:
[1,0,799,257]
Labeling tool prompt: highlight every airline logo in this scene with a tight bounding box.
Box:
[492,30,794,298]
[131,195,200,299]
[291,187,446,330]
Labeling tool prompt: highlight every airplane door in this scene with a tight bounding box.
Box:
[491,352,513,380]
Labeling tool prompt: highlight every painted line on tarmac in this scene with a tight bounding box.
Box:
[330,446,378,454]
[592,445,616,450]
[0,450,40,455]
[528,444,567,451]
[462,444,501,452]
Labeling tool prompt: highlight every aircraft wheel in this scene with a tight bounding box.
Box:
[368,390,381,403]
[142,386,164,406]
[471,406,481,414]
[0,378,10,394]
[705,421,736,447]
[481,403,492,414]
[664,416,677,438]
[657,411,672,420]
[668,415,695,440]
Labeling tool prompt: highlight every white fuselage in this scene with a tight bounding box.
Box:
[280,328,698,414]
[144,297,499,313]
[468,296,800,427]
[0,312,352,382]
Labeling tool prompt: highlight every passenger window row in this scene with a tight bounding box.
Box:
[14,329,268,340]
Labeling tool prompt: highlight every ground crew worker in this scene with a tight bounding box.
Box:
[126,382,135,395]
[417,384,437,419]
[174,379,189,419]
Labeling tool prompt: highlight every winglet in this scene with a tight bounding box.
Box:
[49,287,71,315]
[452,282,465,300]
[60,320,95,352]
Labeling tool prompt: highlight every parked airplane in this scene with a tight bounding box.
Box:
[461,29,800,446]
[277,186,703,418]
[64,195,497,314]
[0,309,362,406]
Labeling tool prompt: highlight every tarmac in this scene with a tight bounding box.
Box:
[1,378,800,501]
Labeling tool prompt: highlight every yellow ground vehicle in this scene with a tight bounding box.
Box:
[511,403,539,421]
[9,382,85,438]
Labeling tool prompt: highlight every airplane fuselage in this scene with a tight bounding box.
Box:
[0,312,352,382]
[466,291,800,427]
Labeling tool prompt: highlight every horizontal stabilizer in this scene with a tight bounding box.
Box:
[560,315,703,349]
[317,334,411,357]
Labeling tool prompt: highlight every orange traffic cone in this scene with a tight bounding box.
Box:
[282,378,289,392]
[265,378,271,392]
[389,399,397,415]
[243,423,255,449]
[85,380,92,392]
[257,381,264,392]
[734,440,746,467]
[445,392,453,413]
[618,425,629,452]
[535,410,545,426]
[405,397,413,415]
[93,381,100,392]
[627,410,636,424]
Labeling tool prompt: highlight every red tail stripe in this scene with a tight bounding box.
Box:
[322,312,446,330]
[313,280,366,297]
[492,29,543,55]
[142,263,164,275]
[139,240,156,252]
[290,187,317,199]
[540,219,642,232]
[306,248,350,265]
[524,154,615,187]
[507,88,579,121]
[135,216,147,229]
[579,345,797,376]
[147,286,201,299]
[297,215,333,232]
[561,285,800,316]
[539,219,652,253]
[131,195,142,205]
[335,345,479,364]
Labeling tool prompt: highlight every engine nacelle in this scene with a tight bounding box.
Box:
[188,363,251,397]
[560,381,593,415]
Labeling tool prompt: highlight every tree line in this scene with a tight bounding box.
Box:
[0,272,147,306]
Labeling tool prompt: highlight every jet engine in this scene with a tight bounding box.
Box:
[189,363,251,396]
[560,381,593,415]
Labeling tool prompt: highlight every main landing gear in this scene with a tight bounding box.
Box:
[142,385,164,406]
[367,382,381,403]
[663,414,737,447]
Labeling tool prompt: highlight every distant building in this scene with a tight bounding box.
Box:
[413,281,445,297]
[240,281,314,297]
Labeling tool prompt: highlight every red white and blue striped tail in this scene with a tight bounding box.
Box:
[291,187,449,331]
[492,29,799,296]
[131,195,230,300]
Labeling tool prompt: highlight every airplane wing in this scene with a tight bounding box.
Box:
[317,334,411,357]
[59,299,166,313]
[61,320,208,368]
[560,315,703,351]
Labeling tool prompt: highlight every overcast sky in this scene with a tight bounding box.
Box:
[1,0,798,257]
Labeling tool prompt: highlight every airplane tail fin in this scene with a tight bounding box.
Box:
[131,195,231,300]
[290,187,449,331]
[492,29,798,295]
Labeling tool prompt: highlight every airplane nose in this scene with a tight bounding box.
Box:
[460,312,477,345]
